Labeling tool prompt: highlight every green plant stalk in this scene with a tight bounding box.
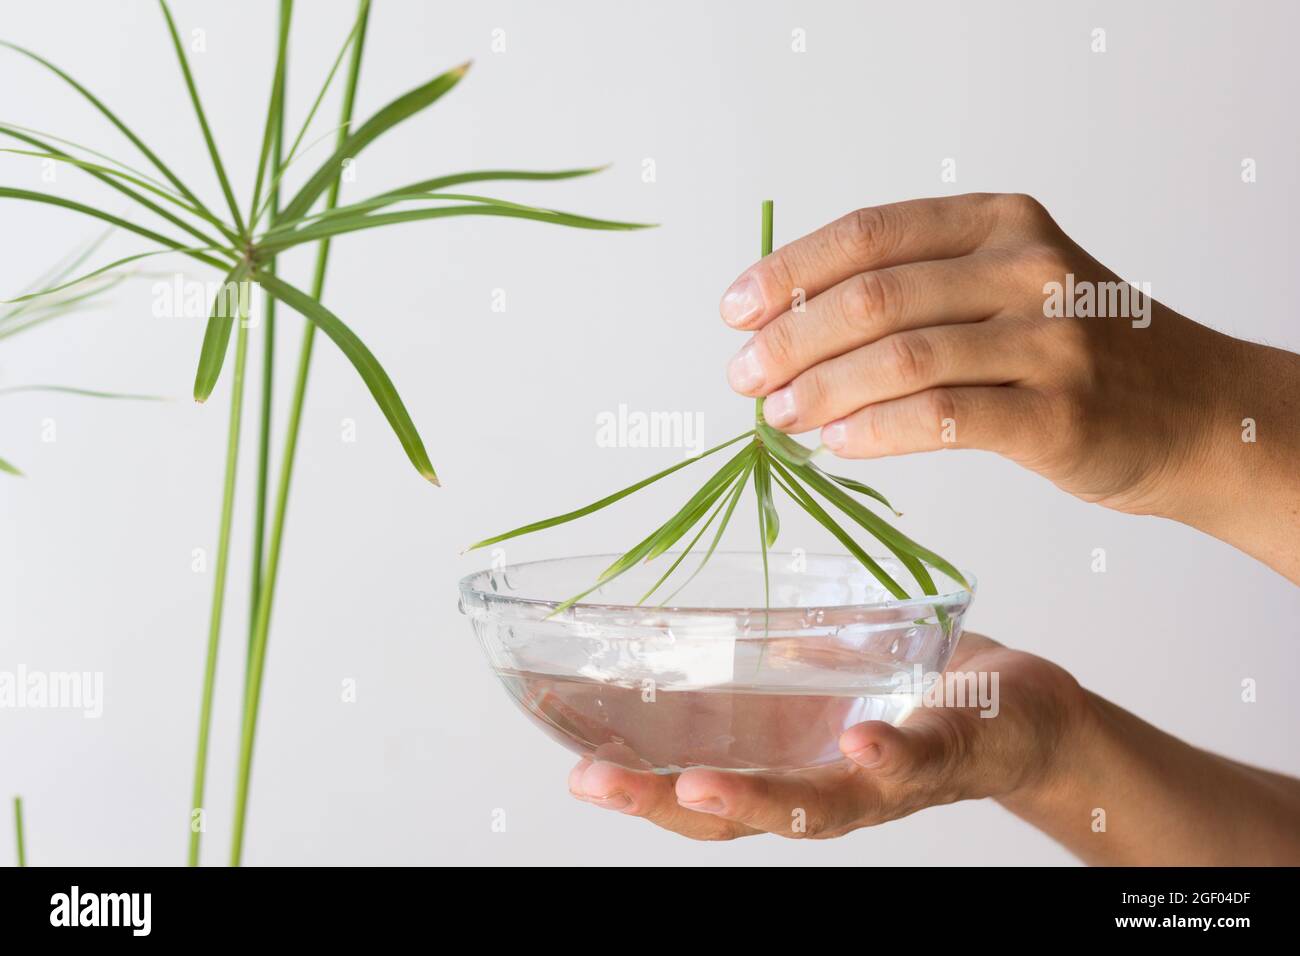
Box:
[13,796,25,866]
[188,295,251,866]
[757,199,774,619]
[230,0,372,867]
[250,0,292,669]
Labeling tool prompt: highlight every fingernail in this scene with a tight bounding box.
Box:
[721,277,763,328]
[590,792,631,810]
[764,388,796,428]
[727,343,764,393]
[822,421,847,450]
[848,743,882,768]
[678,797,725,814]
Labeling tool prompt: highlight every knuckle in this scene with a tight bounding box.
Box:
[1000,192,1049,224]
[1048,388,1088,456]
[882,331,933,385]
[861,404,890,450]
[797,366,832,417]
[924,388,959,432]
[1016,243,1071,291]
[1038,318,1097,386]
[834,206,891,263]
[845,269,900,332]
[757,254,798,311]
[1010,389,1072,469]
[759,316,798,370]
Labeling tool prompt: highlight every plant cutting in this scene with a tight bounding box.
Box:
[2,0,647,865]
[459,201,972,776]
[470,201,968,614]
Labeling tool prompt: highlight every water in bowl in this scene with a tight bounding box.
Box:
[495,667,916,773]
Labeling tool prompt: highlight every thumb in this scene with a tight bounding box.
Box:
[840,711,973,794]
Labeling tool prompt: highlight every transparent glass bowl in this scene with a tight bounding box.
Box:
[458,552,974,773]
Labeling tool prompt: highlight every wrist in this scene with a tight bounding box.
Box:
[994,674,1099,822]
[1159,332,1300,580]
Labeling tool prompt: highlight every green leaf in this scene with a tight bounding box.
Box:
[553,451,755,616]
[270,190,609,232]
[754,452,779,547]
[0,384,165,401]
[2,226,111,322]
[192,261,252,402]
[638,474,741,605]
[251,3,368,227]
[0,274,128,342]
[0,131,233,247]
[254,270,439,484]
[640,444,756,564]
[0,455,23,477]
[278,60,471,226]
[248,0,293,224]
[1,246,220,305]
[271,168,610,230]
[260,202,652,253]
[0,122,178,195]
[755,417,816,467]
[660,458,754,605]
[820,468,899,515]
[756,459,771,620]
[0,187,233,271]
[466,431,754,550]
[0,39,216,220]
[789,460,966,592]
[594,445,755,582]
[378,166,608,197]
[768,460,910,600]
[157,0,247,236]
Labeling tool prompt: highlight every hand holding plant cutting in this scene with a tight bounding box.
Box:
[558,192,1300,862]
[720,193,1300,583]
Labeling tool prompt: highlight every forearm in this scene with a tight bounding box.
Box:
[1166,332,1300,584]
[998,690,1300,865]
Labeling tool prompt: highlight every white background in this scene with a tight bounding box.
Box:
[1,0,1297,865]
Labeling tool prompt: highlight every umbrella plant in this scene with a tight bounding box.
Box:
[1,0,647,865]
[470,201,968,615]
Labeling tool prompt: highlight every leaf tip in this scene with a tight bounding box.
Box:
[452,59,473,79]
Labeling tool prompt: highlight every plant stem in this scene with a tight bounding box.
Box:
[13,796,25,866]
[758,199,774,641]
[250,1,292,675]
[230,0,371,867]
[188,291,252,866]
[756,198,772,424]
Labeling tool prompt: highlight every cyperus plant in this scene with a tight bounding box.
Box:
[2,0,646,865]
[471,201,967,613]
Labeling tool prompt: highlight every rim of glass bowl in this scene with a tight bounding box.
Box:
[458,552,976,632]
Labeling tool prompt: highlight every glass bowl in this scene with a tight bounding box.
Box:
[458,552,974,773]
